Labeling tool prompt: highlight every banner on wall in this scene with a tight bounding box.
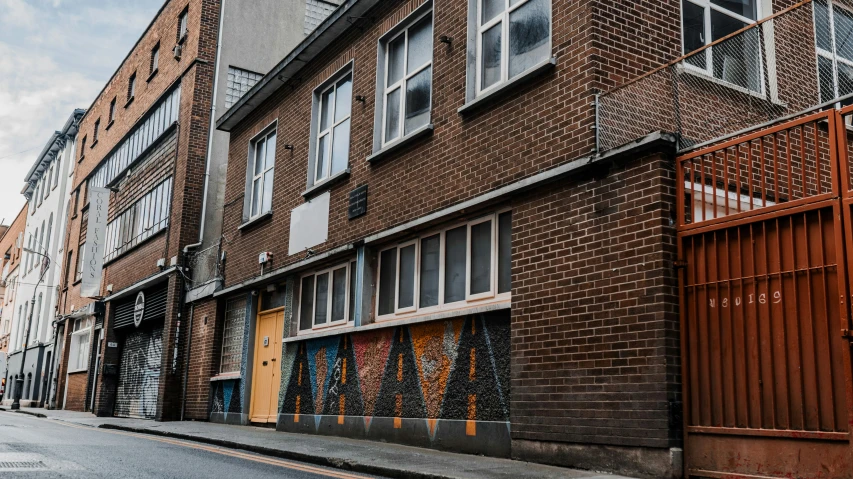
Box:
[81,186,110,298]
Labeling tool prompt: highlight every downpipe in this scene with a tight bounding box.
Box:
[180,302,194,421]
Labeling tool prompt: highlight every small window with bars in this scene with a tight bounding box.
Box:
[220,297,246,374]
[225,67,263,109]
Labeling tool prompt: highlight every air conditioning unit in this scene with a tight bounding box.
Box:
[173,44,183,60]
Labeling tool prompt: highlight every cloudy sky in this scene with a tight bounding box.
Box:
[0,0,164,226]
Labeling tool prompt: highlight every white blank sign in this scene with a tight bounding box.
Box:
[288,192,330,255]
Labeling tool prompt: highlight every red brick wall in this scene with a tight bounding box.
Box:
[64,371,89,411]
[510,152,680,449]
[182,298,220,420]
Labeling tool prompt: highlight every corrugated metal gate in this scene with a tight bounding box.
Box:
[677,109,853,478]
[114,326,163,419]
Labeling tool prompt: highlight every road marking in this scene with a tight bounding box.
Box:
[48,420,372,479]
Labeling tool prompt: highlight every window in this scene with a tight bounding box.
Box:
[220,298,246,374]
[178,7,189,43]
[682,0,762,92]
[246,127,276,220]
[814,0,853,104]
[45,214,53,257]
[109,97,116,123]
[225,67,263,108]
[150,43,160,75]
[128,72,137,102]
[298,261,355,332]
[378,10,433,147]
[76,243,85,282]
[46,167,53,195]
[37,180,43,206]
[309,67,352,186]
[79,136,86,161]
[474,0,551,95]
[68,317,92,372]
[377,211,511,320]
[104,177,173,263]
[93,118,100,143]
[64,250,73,287]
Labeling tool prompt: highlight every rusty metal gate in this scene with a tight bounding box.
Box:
[677,108,853,478]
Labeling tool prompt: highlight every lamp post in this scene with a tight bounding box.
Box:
[10,247,50,410]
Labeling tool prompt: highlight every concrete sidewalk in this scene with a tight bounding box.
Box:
[2,407,634,479]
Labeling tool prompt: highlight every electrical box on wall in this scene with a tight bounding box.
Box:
[258,252,273,264]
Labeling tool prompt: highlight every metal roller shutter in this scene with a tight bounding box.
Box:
[114,326,163,419]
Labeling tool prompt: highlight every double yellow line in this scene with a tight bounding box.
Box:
[54,420,373,479]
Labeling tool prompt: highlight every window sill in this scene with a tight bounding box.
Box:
[239,211,273,231]
[458,57,556,116]
[67,368,88,375]
[78,155,85,164]
[367,124,434,164]
[105,119,114,131]
[90,140,98,149]
[210,373,241,382]
[125,96,135,109]
[285,300,510,343]
[302,168,351,200]
[73,279,81,286]
[147,69,159,83]
[676,64,785,107]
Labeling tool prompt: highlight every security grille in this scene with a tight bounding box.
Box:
[114,326,163,419]
[0,462,46,469]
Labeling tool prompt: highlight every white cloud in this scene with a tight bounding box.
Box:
[0,0,163,226]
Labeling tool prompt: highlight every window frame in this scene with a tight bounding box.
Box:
[93,118,100,143]
[473,0,553,98]
[814,0,853,105]
[128,72,137,102]
[375,210,511,322]
[297,260,354,334]
[308,62,353,188]
[177,7,189,44]
[109,97,116,124]
[244,122,277,222]
[68,318,92,373]
[378,8,434,147]
[219,297,246,375]
[680,0,764,93]
[151,42,160,75]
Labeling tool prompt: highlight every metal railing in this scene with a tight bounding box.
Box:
[597,0,852,153]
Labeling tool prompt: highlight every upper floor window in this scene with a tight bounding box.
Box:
[178,7,189,43]
[309,66,352,187]
[109,97,116,123]
[245,127,276,221]
[474,0,551,95]
[93,118,100,143]
[682,0,762,92]
[225,66,263,109]
[378,10,433,147]
[376,211,512,320]
[128,72,137,102]
[79,135,86,161]
[814,0,853,104]
[151,42,160,75]
[298,260,356,333]
[53,158,59,188]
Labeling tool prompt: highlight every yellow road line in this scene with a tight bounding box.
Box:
[49,419,372,479]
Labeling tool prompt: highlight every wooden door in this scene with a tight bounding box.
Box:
[249,310,284,423]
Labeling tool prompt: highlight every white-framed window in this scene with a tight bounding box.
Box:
[128,72,137,101]
[297,260,356,333]
[109,97,117,124]
[151,43,160,74]
[681,0,762,92]
[814,0,853,104]
[68,317,92,372]
[178,7,189,43]
[220,298,246,374]
[104,177,173,263]
[378,9,433,147]
[309,65,352,187]
[376,210,512,321]
[474,0,551,96]
[225,67,263,109]
[246,126,276,220]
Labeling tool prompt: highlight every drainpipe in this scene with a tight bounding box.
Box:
[180,303,194,421]
[195,0,227,248]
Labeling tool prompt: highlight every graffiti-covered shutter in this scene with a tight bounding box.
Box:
[114,326,162,419]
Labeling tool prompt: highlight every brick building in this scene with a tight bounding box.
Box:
[196,0,711,476]
[53,0,340,418]
[0,208,25,355]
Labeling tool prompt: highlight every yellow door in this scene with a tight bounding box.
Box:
[249,310,284,423]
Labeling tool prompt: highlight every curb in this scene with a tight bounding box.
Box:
[12,409,47,418]
[97,424,453,479]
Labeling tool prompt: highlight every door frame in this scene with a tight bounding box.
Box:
[249,307,284,423]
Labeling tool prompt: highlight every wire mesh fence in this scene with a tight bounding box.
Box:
[598,0,853,153]
[186,241,222,290]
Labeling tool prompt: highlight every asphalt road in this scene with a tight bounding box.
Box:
[0,412,387,479]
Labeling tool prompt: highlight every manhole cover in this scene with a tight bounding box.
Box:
[0,461,46,468]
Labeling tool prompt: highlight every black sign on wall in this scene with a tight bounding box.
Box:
[348,185,368,220]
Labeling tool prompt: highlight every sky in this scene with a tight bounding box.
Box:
[0,0,165,226]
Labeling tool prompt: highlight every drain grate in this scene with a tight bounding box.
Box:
[0,461,46,469]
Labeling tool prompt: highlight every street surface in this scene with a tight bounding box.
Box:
[0,412,386,478]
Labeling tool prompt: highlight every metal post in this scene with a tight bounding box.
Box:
[11,248,50,410]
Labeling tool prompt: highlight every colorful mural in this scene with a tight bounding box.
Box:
[211,379,242,416]
[279,310,511,455]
